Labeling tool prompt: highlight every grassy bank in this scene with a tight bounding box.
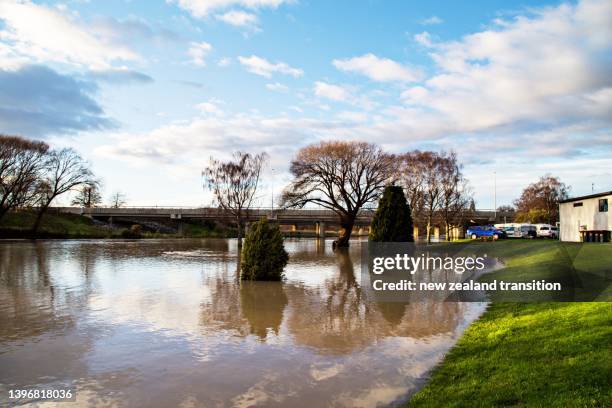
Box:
[408,240,612,407]
[0,211,229,239]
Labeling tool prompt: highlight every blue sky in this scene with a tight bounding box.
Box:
[1,0,611,207]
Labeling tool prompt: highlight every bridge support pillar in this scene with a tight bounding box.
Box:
[177,221,184,236]
[318,221,326,238]
[109,216,113,227]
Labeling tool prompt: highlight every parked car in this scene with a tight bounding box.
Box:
[467,225,507,240]
[535,224,558,239]
[519,224,537,239]
[494,223,521,238]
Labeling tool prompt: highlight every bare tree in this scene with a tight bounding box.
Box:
[398,151,463,243]
[31,148,93,235]
[71,179,103,208]
[0,135,49,222]
[203,151,267,247]
[438,152,472,241]
[281,141,395,248]
[110,191,127,208]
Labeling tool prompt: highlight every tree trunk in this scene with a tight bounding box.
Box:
[31,203,50,237]
[333,215,355,249]
[0,206,8,223]
[236,217,243,249]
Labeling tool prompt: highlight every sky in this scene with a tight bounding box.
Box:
[0,0,611,208]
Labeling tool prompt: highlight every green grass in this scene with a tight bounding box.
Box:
[407,240,612,407]
[0,210,114,238]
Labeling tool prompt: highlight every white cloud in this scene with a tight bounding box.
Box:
[0,0,137,69]
[238,55,303,77]
[421,16,443,25]
[170,0,289,18]
[314,81,350,101]
[216,10,259,27]
[217,57,231,67]
[332,53,420,82]
[195,100,224,116]
[413,32,433,47]
[402,0,612,135]
[266,82,289,92]
[188,41,212,66]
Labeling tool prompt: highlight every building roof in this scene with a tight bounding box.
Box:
[559,191,612,204]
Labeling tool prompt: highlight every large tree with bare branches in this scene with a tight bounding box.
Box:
[281,141,395,248]
[0,135,49,222]
[398,150,471,243]
[31,148,93,235]
[203,151,267,247]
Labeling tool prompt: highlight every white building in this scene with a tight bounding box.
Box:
[559,191,611,242]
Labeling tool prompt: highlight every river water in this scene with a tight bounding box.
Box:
[0,239,486,407]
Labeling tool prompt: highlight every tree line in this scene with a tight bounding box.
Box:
[203,141,474,248]
[0,134,125,235]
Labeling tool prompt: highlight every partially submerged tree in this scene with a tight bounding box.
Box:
[110,191,127,208]
[31,148,93,234]
[71,179,103,208]
[399,151,446,243]
[369,185,413,242]
[514,175,569,224]
[203,151,267,247]
[282,141,395,248]
[241,218,288,281]
[0,135,49,221]
[438,152,472,241]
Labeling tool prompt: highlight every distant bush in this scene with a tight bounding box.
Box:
[121,224,142,239]
[241,218,288,281]
[369,185,414,242]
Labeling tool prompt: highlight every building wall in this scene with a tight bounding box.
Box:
[559,194,611,242]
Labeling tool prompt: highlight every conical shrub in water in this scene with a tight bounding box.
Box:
[241,218,289,280]
[369,185,414,242]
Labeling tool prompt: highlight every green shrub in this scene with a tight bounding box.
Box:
[241,218,288,281]
[369,185,414,242]
[121,224,142,239]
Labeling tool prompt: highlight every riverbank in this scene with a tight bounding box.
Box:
[407,240,612,407]
[0,211,230,239]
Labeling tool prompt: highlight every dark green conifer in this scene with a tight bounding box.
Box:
[369,185,414,242]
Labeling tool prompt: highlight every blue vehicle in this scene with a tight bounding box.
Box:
[466,225,506,240]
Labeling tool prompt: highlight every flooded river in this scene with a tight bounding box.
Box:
[0,239,486,407]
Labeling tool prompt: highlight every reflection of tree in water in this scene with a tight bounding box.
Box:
[199,276,288,340]
[240,281,287,340]
[0,242,91,343]
[286,249,469,354]
[377,302,408,328]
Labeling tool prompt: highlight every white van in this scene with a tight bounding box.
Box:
[535,224,558,239]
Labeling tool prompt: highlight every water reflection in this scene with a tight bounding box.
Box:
[0,239,485,407]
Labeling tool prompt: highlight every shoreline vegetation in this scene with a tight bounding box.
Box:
[0,210,232,239]
[407,240,612,407]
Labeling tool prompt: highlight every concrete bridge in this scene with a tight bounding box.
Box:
[54,206,513,238]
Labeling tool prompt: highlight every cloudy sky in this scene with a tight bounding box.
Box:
[1,0,611,207]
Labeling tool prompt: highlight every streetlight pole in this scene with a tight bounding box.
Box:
[494,171,497,222]
[271,168,276,211]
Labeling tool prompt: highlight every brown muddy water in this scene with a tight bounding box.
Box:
[0,239,486,407]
